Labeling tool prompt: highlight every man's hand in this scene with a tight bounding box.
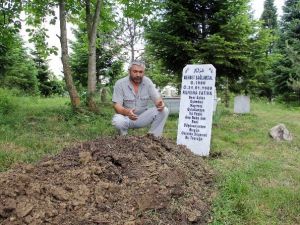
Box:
[127,108,138,120]
[113,103,138,120]
[155,99,165,112]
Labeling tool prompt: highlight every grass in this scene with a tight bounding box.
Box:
[0,91,299,224]
[0,94,116,171]
[209,100,300,225]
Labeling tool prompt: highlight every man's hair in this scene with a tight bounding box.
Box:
[128,60,145,70]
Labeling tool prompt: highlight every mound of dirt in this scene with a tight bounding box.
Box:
[0,135,215,225]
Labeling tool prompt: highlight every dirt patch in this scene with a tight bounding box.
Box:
[0,135,215,225]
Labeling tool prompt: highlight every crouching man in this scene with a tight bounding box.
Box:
[112,60,169,137]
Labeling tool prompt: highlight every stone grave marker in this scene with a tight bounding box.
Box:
[177,64,216,156]
[234,95,250,114]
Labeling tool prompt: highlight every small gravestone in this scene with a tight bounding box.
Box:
[234,95,250,113]
[100,88,107,102]
[177,64,216,156]
[269,124,293,141]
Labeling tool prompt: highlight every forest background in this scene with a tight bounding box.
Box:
[1,0,300,109]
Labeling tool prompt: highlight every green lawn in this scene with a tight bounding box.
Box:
[209,100,300,225]
[0,93,299,225]
[0,95,116,170]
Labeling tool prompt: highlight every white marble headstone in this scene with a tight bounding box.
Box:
[177,64,216,156]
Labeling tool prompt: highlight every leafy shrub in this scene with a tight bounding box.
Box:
[0,88,18,115]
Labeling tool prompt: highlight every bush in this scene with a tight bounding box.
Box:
[0,88,18,115]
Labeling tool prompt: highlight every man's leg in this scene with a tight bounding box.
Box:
[149,107,169,136]
[129,107,169,137]
[112,114,129,135]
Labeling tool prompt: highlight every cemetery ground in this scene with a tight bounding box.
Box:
[0,93,300,224]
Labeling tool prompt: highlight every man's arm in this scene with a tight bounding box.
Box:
[145,77,165,112]
[113,103,138,120]
[154,97,165,112]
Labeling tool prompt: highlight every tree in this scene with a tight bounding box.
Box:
[145,0,215,81]
[31,50,65,96]
[120,17,143,61]
[145,0,273,99]
[261,0,278,30]
[69,0,124,109]
[31,50,52,96]
[24,0,80,108]
[0,0,22,76]
[256,0,280,100]
[0,1,40,95]
[273,0,300,101]
[261,0,279,54]
[115,0,158,61]
[84,0,102,111]
[70,4,124,90]
[286,43,300,98]
[0,0,22,43]
[199,3,256,91]
[58,0,80,108]
[0,35,39,95]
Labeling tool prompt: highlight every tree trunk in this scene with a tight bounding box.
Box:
[86,0,102,112]
[59,0,80,109]
[127,18,136,61]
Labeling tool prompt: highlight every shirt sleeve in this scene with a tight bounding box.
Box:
[112,81,123,104]
[148,78,160,102]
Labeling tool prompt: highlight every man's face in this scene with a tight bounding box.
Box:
[129,65,144,85]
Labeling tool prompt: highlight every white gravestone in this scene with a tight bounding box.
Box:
[177,64,216,156]
[234,95,250,113]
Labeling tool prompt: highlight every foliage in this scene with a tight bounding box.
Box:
[24,0,81,108]
[272,0,300,102]
[0,35,39,95]
[70,1,124,88]
[261,0,278,30]
[199,1,276,95]
[144,0,275,96]
[255,0,280,100]
[0,0,62,97]
[1,0,297,105]
[145,0,204,79]
[23,1,59,58]
[0,88,18,115]
[145,54,177,89]
[286,42,300,94]
[0,0,23,76]
[0,0,22,45]
[0,1,40,95]
[31,50,65,96]
[117,0,159,61]
[246,25,280,97]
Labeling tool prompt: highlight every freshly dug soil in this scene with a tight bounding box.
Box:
[0,135,215,225]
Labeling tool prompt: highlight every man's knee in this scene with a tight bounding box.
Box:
[112,114,128,130]
[160,107,169,118]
